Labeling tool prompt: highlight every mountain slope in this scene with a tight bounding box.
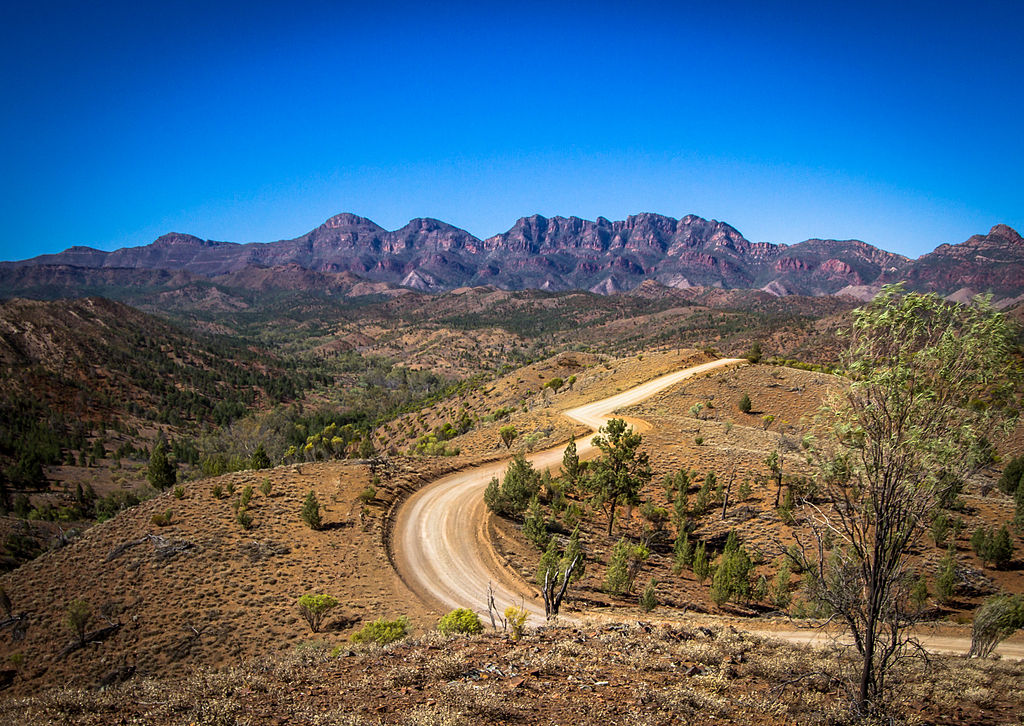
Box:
[3,214,1022,302]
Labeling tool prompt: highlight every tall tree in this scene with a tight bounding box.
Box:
[802,285,1019,715]
[586,418,652,536]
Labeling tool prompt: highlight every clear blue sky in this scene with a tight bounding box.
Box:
[1,0,1021,262]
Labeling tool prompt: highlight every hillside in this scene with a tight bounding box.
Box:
[0,351,1020,724]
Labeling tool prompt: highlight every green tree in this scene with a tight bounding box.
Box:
[499,425,518,449]
[522,495,549,549]
[561,438,581,490]
[484,454,541,517]
[586,418,652,537]
[801,285,1019,713]
[147,442,175,490]
[709,531,754,606]
[996,454,1024,495]
[603,538,648,595]
[250,443,271,470]
[301,491,322,530]
[738,392,752,414]
[297,594,338,633]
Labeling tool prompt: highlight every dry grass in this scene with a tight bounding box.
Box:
[2,624,1021,725]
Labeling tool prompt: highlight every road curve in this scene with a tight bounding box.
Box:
[392,358,746,624]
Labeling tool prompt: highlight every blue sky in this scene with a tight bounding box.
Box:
[1,0,1021,261]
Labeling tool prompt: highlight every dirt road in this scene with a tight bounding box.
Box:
[390,357,1024,659]
[392,358,745,624]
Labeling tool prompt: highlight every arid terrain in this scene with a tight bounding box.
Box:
[0,344,1022,724]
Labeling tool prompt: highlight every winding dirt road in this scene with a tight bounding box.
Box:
[392,358,745,624]
[391,357,1024,659]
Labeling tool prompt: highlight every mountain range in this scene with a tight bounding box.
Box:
[2,213,1022,303]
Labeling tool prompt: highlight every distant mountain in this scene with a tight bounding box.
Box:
[3,214,1022,303]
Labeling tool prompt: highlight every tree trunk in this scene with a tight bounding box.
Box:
[607,496,618,537]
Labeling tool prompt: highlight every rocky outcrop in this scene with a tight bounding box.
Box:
[3,215,1022,302]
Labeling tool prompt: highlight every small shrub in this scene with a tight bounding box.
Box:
[738,393,752,414]
[172,485,185,500]
[239,485,254,510]
[910,575,929,611]
[603,538,649,595]
[936,545,957,603]
[65,599,91,646]
[259,478,272,496]
[693,541,711,584]
[931,512,951,547]
[352,616,409,645]
[236,507,253,530]
[297,594,339,633]
[437,608,483,635]
[694,436,704,446]
[151,509,173,527]
[211,484,224,499]
[301,491,322,530]
[504,606,527,642]
[357,485,376,505]
[969,593,1024,657]
[639,579,659,612]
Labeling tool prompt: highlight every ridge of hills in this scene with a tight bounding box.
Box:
[3,213,1022,303]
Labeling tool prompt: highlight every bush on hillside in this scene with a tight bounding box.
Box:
[437,608,483,635]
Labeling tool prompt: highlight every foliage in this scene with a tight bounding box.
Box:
[586,418,652,536]
[639,578,659,612]
[744,342,763,363]
[236,507,253,529]
[972,525,1014,569]
[504,606,528,642]
[147,442,176,490]
[672,531,693,573]
[259,478,272,497]
[297,594,339,633]
[357,485,376,505]
[352,616,409,645]
[692,541,711,584]
[801,285,1020,713]
[996,454,1024,495]
[301,491,322,530]
[499,425,518,449]
[968,594,1024,657]
[483,454,540,518]
[560,438,581,490]
[65,599,92,646]
[771,562,793,609]
[250,444,271,470]
[910,576,929,611]
[935,545,957,604]
[172,485,185,500]
[710,531,754,606]
[437,608,483,635]
[150,509,173,527]
[522,496,549,550]
[738,392,752,414]
[603,538,649,595]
